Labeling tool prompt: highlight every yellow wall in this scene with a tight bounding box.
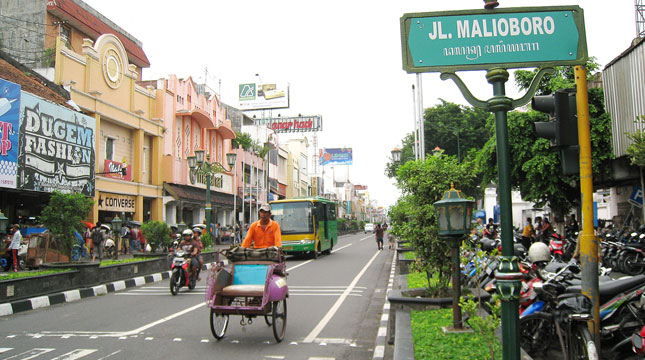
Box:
[54,35,163,224]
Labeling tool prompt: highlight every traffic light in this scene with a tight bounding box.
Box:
[532,89,578,147]
[532,88,580,175]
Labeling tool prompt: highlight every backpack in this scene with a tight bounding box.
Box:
[91,229,103,244]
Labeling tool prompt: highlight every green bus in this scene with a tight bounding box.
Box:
[270,197,338,259]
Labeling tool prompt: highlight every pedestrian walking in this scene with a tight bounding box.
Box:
[215,223,221,245]
[120,223,129,254]
[138,225,146,252]
[91,223,106,262]
[521,217,534,249]
[129,225,139,252]
[375,224,384,250]
[8,224,22,272]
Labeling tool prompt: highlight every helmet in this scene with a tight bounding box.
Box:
[528,242,551,263]
[192,227,202,234]
[182,229,193,237]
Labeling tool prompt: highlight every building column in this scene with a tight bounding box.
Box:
[133,129,144,183]
[90,112,101,224]
[151,197,163,223]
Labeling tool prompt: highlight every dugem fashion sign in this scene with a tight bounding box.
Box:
[18,92,96,196]
[401,6,587,73]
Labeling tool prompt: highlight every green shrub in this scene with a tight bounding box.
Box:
[40,191,93,257]
[200,232,213,248]
[141,221,171,251]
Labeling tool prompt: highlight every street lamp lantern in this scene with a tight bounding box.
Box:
[433,182,473,330]
[434,183,474,236]
[226,152,237,168]
[187,155,197,169]
[391,147,402,163]
[177,221,187,233]
[195,148,205,164]
[0,210,8,234]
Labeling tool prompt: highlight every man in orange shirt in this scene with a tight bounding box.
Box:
[241,204,282,249]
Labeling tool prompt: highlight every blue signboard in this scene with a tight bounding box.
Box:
[0,78,21,189]
[319,148,353,166]
[18,92,96,196]
[629,186,643,208]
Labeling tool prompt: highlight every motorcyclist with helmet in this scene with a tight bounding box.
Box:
[191,226,205,280]
[178,229,200,280]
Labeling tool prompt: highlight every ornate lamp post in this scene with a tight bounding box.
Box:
[434,183,474,330]
[111,215,122,259]
[391,147,402,163]
[226,152,237,242]
[188,148,228,240]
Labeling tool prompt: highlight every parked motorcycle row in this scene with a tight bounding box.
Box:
[463,226,645,359]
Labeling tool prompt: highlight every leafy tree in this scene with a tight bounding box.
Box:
[477,60,613,216]
[141,220,170,252]
[40,191,93,256]
[423,99,491,159]
[390,153,477,295]
[232,131,254,151]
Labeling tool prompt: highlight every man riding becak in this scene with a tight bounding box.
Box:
[178,229,200,279]
[241,204,282,249]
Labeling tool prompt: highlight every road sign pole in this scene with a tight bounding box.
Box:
[487,68,521,360]
[575,65,600,347]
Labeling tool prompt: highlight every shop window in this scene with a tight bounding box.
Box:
[143,146,148,174]
[105,137,115,161]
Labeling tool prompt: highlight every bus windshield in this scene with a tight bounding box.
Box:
[271,201,314,234]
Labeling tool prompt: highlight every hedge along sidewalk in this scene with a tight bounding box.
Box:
[0,263,213,317]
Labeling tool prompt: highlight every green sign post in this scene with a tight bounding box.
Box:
[400,6,588,360]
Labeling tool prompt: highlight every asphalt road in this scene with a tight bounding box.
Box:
[0,232,395,360]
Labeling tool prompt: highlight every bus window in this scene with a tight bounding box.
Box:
[271,202,314,234]
[328,204,336,220]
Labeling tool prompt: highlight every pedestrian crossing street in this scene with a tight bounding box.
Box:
[116,285,366,296]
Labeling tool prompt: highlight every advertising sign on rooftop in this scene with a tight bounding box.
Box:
[238,82,290,110]
[267,115,322,133]
[319,148,353,166]
[401,6,587,73]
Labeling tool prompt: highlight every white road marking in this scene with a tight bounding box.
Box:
[359,235,374,242]
[290,293,361,297]
[331,243,352,253]
[289,286,367,289]
[3,348,54,360]
[286,259,314,272]
[303,250,381,343]
[95,350,121,360]
[0,348,13,354]
[50,349,98,360]
[115,302,205,337]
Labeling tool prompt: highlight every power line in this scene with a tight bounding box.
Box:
[0,45,48,54]
[0,13,56,27]
[0,17,51,36]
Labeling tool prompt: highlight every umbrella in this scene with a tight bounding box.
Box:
[82,220,95,229]
[128,220,142,226]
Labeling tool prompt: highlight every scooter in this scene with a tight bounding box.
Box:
[548,233,566,262]
[169,249,197,295]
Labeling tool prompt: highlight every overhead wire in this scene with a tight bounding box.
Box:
[0,13,57,27]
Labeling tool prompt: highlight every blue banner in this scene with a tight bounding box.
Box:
[0,78,21,189]
[319,148,353,166]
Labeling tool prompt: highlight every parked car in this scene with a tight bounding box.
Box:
[364,223,374,233]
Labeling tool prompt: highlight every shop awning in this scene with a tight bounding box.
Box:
[164,183,240,207]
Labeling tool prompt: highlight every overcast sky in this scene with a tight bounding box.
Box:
[83,0,638,209]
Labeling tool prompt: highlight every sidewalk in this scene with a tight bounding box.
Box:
[0,243,232,316]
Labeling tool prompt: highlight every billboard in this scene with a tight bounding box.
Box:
[18,92,96,196]
[0,78,20,189]
[267,115,322,133]
[319,148,353,166]
[238,82,289,110]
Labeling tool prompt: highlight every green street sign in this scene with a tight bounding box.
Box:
[401,6,587,73]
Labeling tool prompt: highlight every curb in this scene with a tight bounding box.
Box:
[0,264,212,317]
[372,249,397,360]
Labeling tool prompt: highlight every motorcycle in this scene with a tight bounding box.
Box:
[1,241,27,271]
[169,249,197,295]
[548,233,566,262]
